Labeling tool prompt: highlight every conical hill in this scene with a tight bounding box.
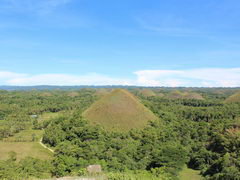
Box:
[83,89,158,131]
[141,89,156,97]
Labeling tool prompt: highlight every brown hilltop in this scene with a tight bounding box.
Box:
[140,89,156,97]
[83,89,158,131]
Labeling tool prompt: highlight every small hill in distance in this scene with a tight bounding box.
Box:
[94,88,112,97]
[167,90,204,100]
[140,89,156,97]
[185,92,204,100]
[83,89,158,131]
[225,92,240,103]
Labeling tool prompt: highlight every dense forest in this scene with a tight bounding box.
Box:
[0,88,240,179]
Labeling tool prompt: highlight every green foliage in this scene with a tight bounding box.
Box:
[150,143,189,172]
[1,88,240,179]
[107,170,172,180]
[0,156,52,179]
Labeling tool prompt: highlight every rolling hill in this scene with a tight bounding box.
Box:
[83,89,158,131]
[225,92,240,103]
[140,89,156,97]
[167,90,204,100]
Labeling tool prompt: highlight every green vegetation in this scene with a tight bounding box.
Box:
[0,154,52,179]
[179,166,202,180]
[83,89,158,131]
[1,87,240,179]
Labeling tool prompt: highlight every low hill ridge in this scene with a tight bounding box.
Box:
[141,89,156,97]
[167,91,204,100]
[83,89,158,131]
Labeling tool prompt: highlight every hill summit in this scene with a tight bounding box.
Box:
[83,89,158,131]
[140,89,156,97]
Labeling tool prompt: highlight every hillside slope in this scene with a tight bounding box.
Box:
[83,89,158,131]
[225,92,240,103]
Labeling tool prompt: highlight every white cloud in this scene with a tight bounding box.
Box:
[5,73,132,86]
[0,71,27,80]
[134,68,240,87]
[134,70,183,87]
[1,68,240,87]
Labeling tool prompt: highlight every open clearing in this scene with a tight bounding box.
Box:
[0,141,53,161]
[38,111,63,121]
[0,113,60,161]
[179,166,203,180]
[3,129,43,142]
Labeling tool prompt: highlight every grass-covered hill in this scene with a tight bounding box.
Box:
[225,91,240,103]
[83,89,158,131]
[167,90,204,100]
[140,89,156,97]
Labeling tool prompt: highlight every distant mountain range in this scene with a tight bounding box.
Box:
[0,85,144,91]
[0,85,239,91]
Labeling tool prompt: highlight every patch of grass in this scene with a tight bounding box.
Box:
[83,89,158,131]
[3,129,43,142]
[0,128,53,161]
[179,166,203,180]
[38,112,62,121]
[0,142,53,161]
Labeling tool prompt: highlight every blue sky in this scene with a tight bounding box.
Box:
[0,0,240,86]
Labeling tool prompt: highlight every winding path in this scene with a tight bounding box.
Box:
[39,138,54,153]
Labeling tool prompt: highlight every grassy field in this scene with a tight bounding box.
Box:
[0,141,53,161]
[3,129,43,142]
[38,111,63,121]
[179,166,203,180]
[83,89,158,131]
[0,113,60,161]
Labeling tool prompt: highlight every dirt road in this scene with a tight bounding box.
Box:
[39,138,54,153]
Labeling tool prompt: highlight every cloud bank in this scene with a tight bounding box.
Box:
[1,68,240,87]
[134,68,240,87]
